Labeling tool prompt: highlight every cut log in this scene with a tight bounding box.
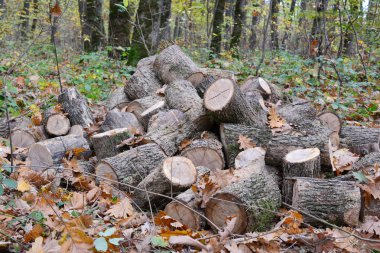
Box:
[27,135,90,171]
[124,96,166,130]
[68,125,84,136]
[91,128,131,159]
[0,116,32,138]
[146,110,193,156]
[278,99,317,128]
[77,159,96,175]
[133,156,197,208]
[136,55,156,68]
[43,108,71,136]
[219,123,272,167]
[241,90,267,127]
[340,126,380,156]
[282,148,321,204]
[95,143,166,190]
[205,168,281,234]
[234,147,266,170]
[318,111,341,134]
[58,87,94,128]
[100,110,144,134]
[153,45,204,85]
[11,126,48,148]
[165,80,211,131]
[204,78,267,128]
[292,178,361,226]
[181,138,225,171]
[241,77,286,103]
[195,68,235,96]
[124,64,162,100]
[352,152,380,172]
[106,87,130,110]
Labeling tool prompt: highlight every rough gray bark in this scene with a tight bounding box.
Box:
[352,152,380,172]
[270,0,279,49]
[0,116,32,138]
[100,110,144,134]
[292,177,361,226]
[230,0,247,51]
[95,143,167,190]
[106,87,130,110]
[136,55,157,68]
[91,128,131,159]
[220,123,272,167]
[58,88,94,128]
[210,0,226,55]
[340,126,380,156]
[278,99,317,127]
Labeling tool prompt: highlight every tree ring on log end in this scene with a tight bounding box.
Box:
[187,72,205,87]
[27,143,54,170]
[182,147,224,171]
[46,114,71,136]
[204,79,235,111]
[11,130,36,148]
[95,162,119,186]
[162,157,197,187]
[205,192,248,234]
[318,111,341,134]
[285,148,320,163]
[164,202,200,230]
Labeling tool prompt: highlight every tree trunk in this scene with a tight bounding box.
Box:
[106,87,130,111]
[249,10,259,50]
[224,0,235,51]
[270,0,279,50]
[11,126,47,148]
[20,0,31,39]
[210,0,226,56]
[281,0,296,50]
[343,0,359,55]
[195,68,236,97]
[340,126,380,156]
[0,0,5,19]
[352,152,380,172]
[230,0,246,53]
[31,0,38,31]
[310,0,327,56]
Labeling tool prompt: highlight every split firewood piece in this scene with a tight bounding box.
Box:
[180,138,225,171]
[278,98,317,129]
[106,87,130,110]
[292,177,361,226]
[352,152,380,172]
[205,167,281,234]
[100,110,144,134]
[241,77,285,103]
[164,166,210,230]
[282,148,321,204]
[204,78,267,128]
[124,63,162,100]
[153,45,204,85]
[43,108,71,136]
[318,111,341,134]
[68,125,84,136]
[27,135,90,171]
[234,147,266,170]
[165,80,211,131]
[124,96,167,130]
[95,143,166,190]
[133,156,197,209]
[90,128,131,159]
[0,116,32,138]
[195,68,236,97]
[11,126,48,148]
[136,55,156,68]
[340,126,380,156]
[219,123,272,167]
[58,87,94,128]
[146,109,193,156]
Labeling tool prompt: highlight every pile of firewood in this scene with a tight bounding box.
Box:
[2,45,380,234]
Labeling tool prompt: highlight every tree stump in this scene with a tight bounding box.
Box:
[282,148,321,204]
[219,123,272,167]
[106,87,130,110]
[318,111,341,134]
[27,135,90,171]
[203,78,267,128]
[133,156,197,209]
[292,178,361,226]
[11,126,48,148]
[195,68,236,97]
[153,45,204,86]
[181,138,225,171]
[58,87,94,127]
[340,126,380,155]
[234,147,266,170]
[100,110,144,134]
[205,168,281,234]
[91,128,131,159]
[165,80,211,131]
[95,143,166,190]
[43,108,71,137]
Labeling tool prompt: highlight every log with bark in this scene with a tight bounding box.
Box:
[11,126,48,148]
[203,78,267,128]
[340,126,380,156]
[100,110,144,134]
[68,125,84,136]
[95,143,166,190]
[278,98,317,129]
[282,148,321,204]
[241,77,287,103]
[205,167,281,234]
[165,80,211,131]
[318,111,341,134]
[0,116,32,138]
[195,68,236,97]
[106,87,130,110]
[124,96,166,130]
[27,135,90,171]
[219,123,272,167]
[133,156,197,209]
[352,152,380,172]
[58,88,94,128]
[153,45,204,85]
[90,128,131,159]
[136,55,156,68]
[292,177,361,226]
[43,108,71,137]
[234,147,266,170]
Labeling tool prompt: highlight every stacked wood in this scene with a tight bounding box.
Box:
[106,87,130,110]
[145,110,193,156]
[43,108,71,136]
[234,147,266,170]
[352,152,380,172]
[0,116,32,138]
[100,110,144,134]
[11,126,48,148]
[205,167,281,233]
[90,128,131,159]
[292,177,361,226]
[340,126,380,155]
[27,135,90,171]
[195,68,235,96]
[124,96,166,130]
[318,111,342,134]
[153,45,204,86]
[165,80,211,131]
[241,77,286,103]
[204,78,268,129]
[68,125,84,136]
[136,55,156,68]
[95,143,166,190]
[180,138,225,171]
[133,156,197,208]
[219,123,272,167]
[278,98,317,128]
[282,148,321,204]
[58,87,94,127]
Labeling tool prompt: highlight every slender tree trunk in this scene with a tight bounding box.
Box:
[310,0,327,57]
[230,0,247,53]
[249,10,259,50]
[31,0,38,31]
[210,0,227,56]
[0,0,6,19]
[281,0,296,50]
[224,0,235,51]
[343,0,358,55]
[20,0,31,39]
[270,0,279,50]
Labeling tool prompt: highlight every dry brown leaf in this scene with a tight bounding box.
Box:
[179,139,192,150]
[359,216,380,235]
[66,192,86,210]
[50,2,62,17]
[219,216,237,241]
[238,135,256,150]
[60,238,93,253]
[268,106,285,128]
[17,178,31,192]
[332,148,360,173]
[327,228,360,253]
[27,237,43,253]
[169,235,207,250]
[31,112,43,126]
[106,197,135,218]
[359,179,380,200]
[24,224,44,243]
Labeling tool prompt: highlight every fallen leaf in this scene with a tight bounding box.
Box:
[332,148,360,173]
[24,224,43,243]
[17,178,31,192]
[179,139,192,150]
[359,216,380,235]
[268,106,286,128]
[106,197,135,218]
[238,135,256,150]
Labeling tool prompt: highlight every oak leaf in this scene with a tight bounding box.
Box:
[17,178,31,192]
[359,216,380,235]
[332,148,360,173]
[106,197,135,218]
[238,135,256,150]
[24,224,43,243]
[268,107,285,128]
